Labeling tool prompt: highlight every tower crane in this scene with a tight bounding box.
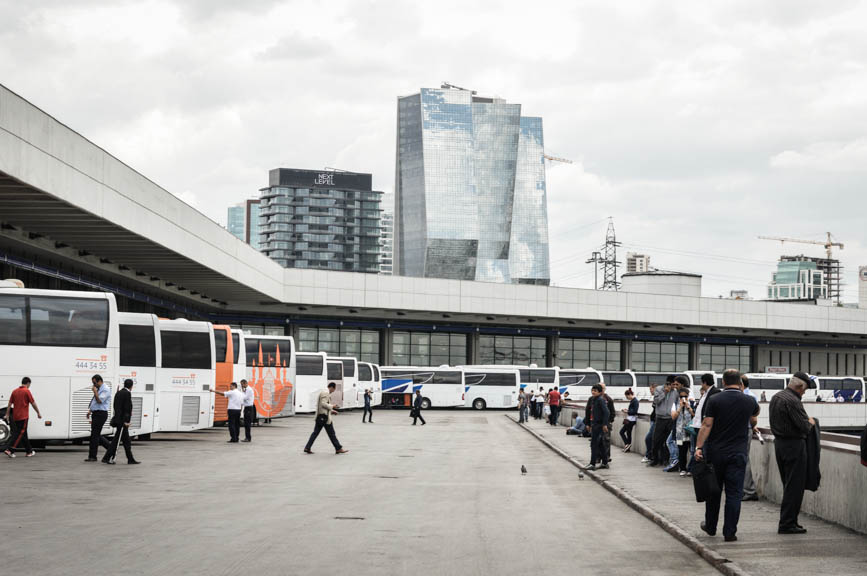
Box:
[441,81,477,95]
[544,154,573,165]
[757,232,843,261]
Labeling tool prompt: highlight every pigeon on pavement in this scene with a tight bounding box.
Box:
[521,465,527,475]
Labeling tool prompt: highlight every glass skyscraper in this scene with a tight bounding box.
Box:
[395,86,550,284]
[227,204,245,241]
[258,168,382,273]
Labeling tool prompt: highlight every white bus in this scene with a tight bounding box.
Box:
[326,360,345,408]
[518,366,560,400]
[244,335,296,420]
[332,356,359,410]
[817,376,865,403]
[156,318,215,433]
[741,373,808,402]
[357,362,382,407]
[557,368,603,401]
[601,370,637,401]
[461,367,520,410]
[294,352,327,414]
[0,286,119,446]
[117,312,159,438]
[380,367,465,409]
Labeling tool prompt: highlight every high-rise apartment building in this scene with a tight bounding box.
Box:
[380,211,393,275]
[626,252,651,273]
[258,168,382,273]
[227,204,245,241]
[395,86,550,284]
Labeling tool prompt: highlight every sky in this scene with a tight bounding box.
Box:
[2,0,867,300]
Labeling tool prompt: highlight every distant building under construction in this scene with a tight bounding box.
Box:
[767,255,842,302]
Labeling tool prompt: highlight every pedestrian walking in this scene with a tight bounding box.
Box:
[529,388,538,420]
[303,382,348,454]
[85,374,112,462]
[210,382,244,443]
[548,386,561,426]
[411,389,426,425]
[585,385,610,471]
[769,372,815,534]
[362,388,374,423]
[102,379,139,465]
[695,369,760,542]
[4,377,42,458]
[620,388,639,452]
[240,380,255,442]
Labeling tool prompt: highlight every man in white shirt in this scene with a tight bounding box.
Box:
[240,379,256,443]
[210,382,244,443]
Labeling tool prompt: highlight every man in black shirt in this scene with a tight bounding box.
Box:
[585,385,610,471]
[695,369,759,542]
[769,372,815,534]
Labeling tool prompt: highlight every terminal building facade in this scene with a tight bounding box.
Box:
[394,86,550,285]
[2,84,867,378]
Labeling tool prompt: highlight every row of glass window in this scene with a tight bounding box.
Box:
[478,335,546,366]
[392,331,468,367]
[558,338,620,370]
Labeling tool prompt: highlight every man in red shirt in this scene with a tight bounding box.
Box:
[4,377,42,458]
[548,387,562,426]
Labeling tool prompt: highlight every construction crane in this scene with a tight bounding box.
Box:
[758,232,844,261]
[544,154,573,165]
[441,81,477,95]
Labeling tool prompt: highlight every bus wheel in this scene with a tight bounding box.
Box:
[0,418,10,449]
[138,434,151,441]
[421,398,432,410]
[472,398,486,411]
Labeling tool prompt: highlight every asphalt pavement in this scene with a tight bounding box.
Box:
[1,409,721,576]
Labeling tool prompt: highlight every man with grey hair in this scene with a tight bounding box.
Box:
[769,371,815,534]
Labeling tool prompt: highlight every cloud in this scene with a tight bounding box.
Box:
[2,0,867,302]
[770,139,867,173]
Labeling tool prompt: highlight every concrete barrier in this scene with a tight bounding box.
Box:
[559,403,867,534]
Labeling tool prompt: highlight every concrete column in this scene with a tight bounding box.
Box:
[621,339,632,370]
[469,331,480,364]
[548,334,559,367]
[381,327,393,366]
[689,342,700,370]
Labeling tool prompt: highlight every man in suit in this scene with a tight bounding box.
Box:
[304,382,349,455]
[103,379,140,465]
[412,389,426,426]
[362,388,374,423]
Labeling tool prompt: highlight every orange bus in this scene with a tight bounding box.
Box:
[212,325,235,425]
